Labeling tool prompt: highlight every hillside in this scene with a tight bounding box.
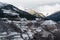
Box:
[46,11,60,22]
[0,2,38,20]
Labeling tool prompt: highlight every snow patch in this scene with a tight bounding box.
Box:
[41,20,57,25]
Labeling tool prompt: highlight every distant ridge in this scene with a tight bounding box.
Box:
[46,11,60,22]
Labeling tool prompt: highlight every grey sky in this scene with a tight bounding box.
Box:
[0,0,60,9]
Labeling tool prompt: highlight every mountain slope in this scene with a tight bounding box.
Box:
[46,11,60,21]
[0,2,37,20]
[27,9,45,19]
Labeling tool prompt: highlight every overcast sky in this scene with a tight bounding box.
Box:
[0,0,60,9]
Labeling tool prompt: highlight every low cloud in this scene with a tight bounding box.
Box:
[36,4,60,16]
[0,0,60,9]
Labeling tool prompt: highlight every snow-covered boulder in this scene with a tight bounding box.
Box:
[41,20,57,25]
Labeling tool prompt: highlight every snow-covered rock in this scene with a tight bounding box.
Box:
[41,20,57,25]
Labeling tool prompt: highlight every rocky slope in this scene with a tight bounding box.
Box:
[0,18,60,40]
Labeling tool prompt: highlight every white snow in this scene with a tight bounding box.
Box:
[1,32,7,34]
[8,32,18,36]
[22,34,29,39]
[17,6,25,11]
[36,28,42,32]
[41,20,57,25]
[2,9,19,16]
[27,31,34,38]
